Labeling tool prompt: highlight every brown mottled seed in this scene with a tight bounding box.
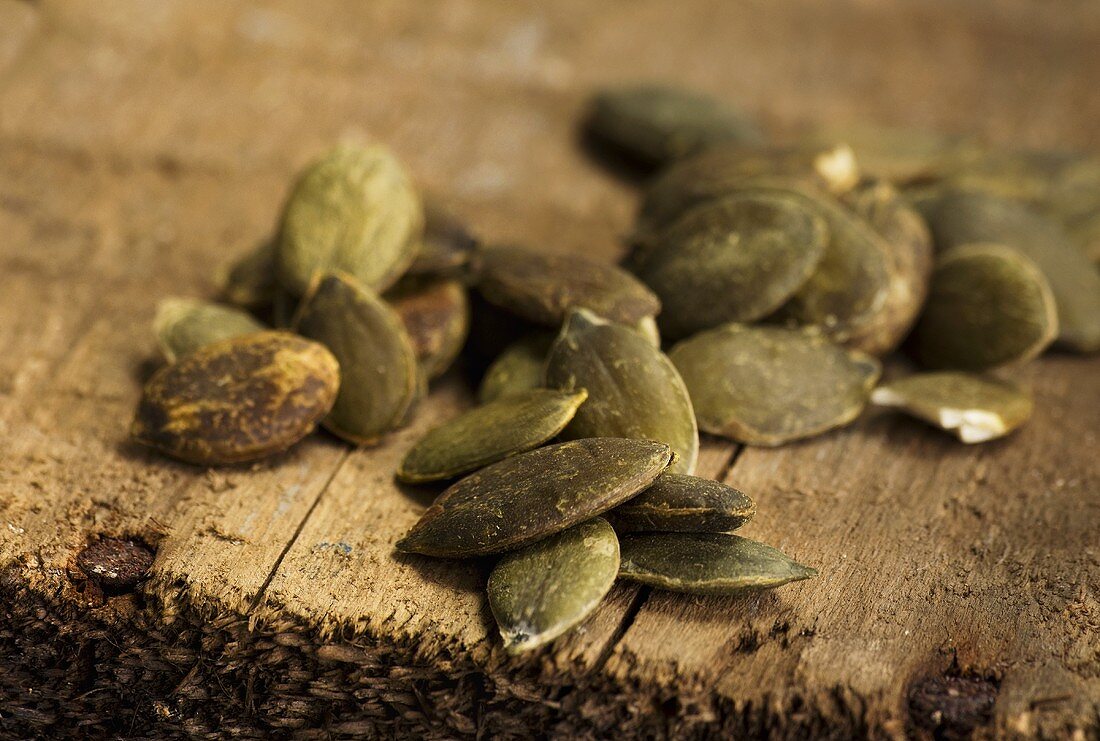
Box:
[488,518,619,653]
[474,244,661,328]
[633,143,860,241]
[408,199,479,276]
[153,298,266,362]
[218,240,277,309]
[631,190,829,339]
[477,334,554,404]
[294,273,419,445]
[277,144,423,296]
[618,532,817,595]
[607,473,755,534]
[839,180,934,355]
[396,438,672,558]
[669,324,880,446]
[586,84,765,168]
[131,331,339,465]
[545,309,699,475]
[913,244,1058,371]
[397,388,589,484]
[914,189,1100,353]
[872,372,1033,444]
[385,276,469,380]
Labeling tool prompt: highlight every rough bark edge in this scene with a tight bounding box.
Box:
[1,564,1095,739]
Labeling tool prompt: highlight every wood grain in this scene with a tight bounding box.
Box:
[1,1,1097,737]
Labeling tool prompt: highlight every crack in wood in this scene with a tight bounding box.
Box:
[591,586,650,674]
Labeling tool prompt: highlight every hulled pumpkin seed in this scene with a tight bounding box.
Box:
[777,189,896,351]
[218,240,277,309]
[872,372,1032,443]
[277,144,423,296]
[632,143,859,241]
[397,388,588,483]
[294,272,419,445]
[912,243,1057,371]
[839,180,934,355]
[618,532,817,595]
[409,198,478,276]
[131,331,339,465]
[669,324,880,446]
[630,190,828,339]
[606,473,755,534]
[477,333,554,404]
[153,298,266,363]
[545,309,699,475]
[385,275,469,380]
[488,518,619,653]
[396,438,671,557]
[586,84,765,168]
[475,244,660,328]
[914,188,1100,352]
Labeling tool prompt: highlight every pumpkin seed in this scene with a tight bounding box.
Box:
[477,333,554,404]
[218,240,277,309]
[131,331,339,465]
[669,324,880,446]
[618,532,817,595]
[585,84,765,168]
[385,275,469,380]
[914,188,1100,352]
[276,144,423,296]
[397,388,588,483]
[630,190,828,339]
[475,244,660,328]
[409,198,478,276]
[545,309,699,475]
[872,372,1032,443]
[396,438,671,558]
[607,473,755,534]
[488,518,619,653]
[153,298,266,362]
[294,272,419,445]
[838,180,934,355]
[912,243,1057,371]
[632,143,859,241]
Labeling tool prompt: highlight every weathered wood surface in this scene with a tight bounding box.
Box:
[1,1,1098,738]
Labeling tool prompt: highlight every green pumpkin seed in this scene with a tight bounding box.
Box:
[385,275,469,380]
[409,198,478,276]
[586,84,765,168]
[153,298,266,362]
[488,518,619,653]
[633,143,859,240]
[669,324,880,446]
[396,437,671,558]
[606,473,755,534]
[872,372,1032,443]
[397,388,588,484]
[838,180,934,355]
[294,272,419,445]
[630,190,828,339]
[545,310,699,475]
[277,144,423,296]
[914,189,1100,352]
[913,243,1057,371]
[131,331,339,465]
[477,333,554,404]
[475,244,660,328]
[618,532,817,595]
[218,240,277,309]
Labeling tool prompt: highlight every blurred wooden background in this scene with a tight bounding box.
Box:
[1,1,1097,737]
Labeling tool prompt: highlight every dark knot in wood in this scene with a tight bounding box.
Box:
[75,537,156,594]
[908,675,997,739]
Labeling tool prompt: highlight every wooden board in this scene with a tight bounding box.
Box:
[1,1,1098,737]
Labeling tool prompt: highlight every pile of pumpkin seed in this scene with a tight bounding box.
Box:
[132,83,1100,652]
